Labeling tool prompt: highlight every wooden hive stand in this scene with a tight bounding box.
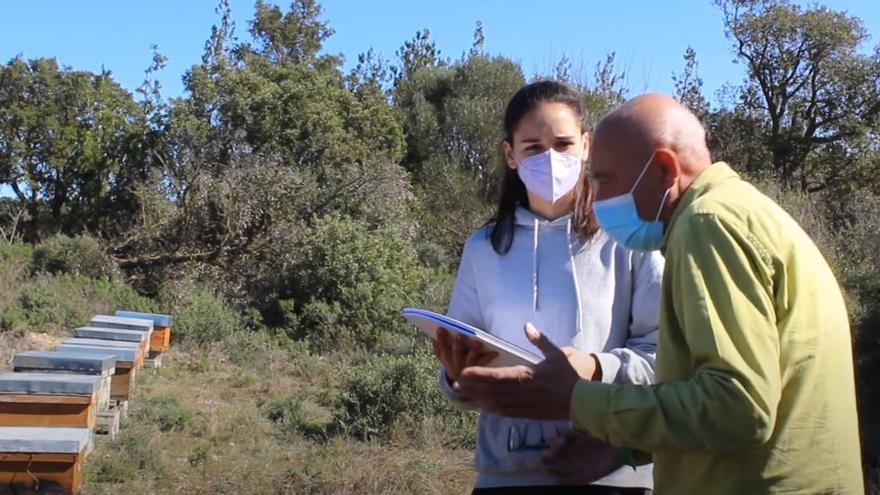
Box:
[0,427,92,495]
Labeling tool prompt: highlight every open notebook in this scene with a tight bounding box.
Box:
[402,307,542,367]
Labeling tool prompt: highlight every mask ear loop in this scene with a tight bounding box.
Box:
[629,151,657,194]
[655,187,672,222]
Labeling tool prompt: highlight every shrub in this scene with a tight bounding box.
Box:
[276,215,439,353]
[1,273,153,333]
[0,242,32,314]
[160,282,242,345]
[31,234,118,280]
[333,351,477,448]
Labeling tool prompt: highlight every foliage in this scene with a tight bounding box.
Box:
[273,215,435,352]
[333,352,477,448]
[31,234,119,279]
[716,0,880,191]
[158,281,242,345]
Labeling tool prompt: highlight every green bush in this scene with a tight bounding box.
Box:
[160,282,242,345]
[1,273,153,333]
[0,241,32,265]
[31,234,119,280]
[277,215,439,353]
[333,351,477,448]
[0,242,32,314]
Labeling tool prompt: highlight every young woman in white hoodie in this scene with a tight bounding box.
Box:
[433,81,663,494]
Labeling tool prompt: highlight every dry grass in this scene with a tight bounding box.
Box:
[81,344,476,495]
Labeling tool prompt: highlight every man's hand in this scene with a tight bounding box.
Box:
[453,323,583,420]
[542,430,623,484]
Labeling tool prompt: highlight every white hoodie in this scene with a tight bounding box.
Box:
[440,206,663,489]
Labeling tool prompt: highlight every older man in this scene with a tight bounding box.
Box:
[456,94,864,494]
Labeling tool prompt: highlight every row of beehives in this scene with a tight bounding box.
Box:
[0,310,173,495]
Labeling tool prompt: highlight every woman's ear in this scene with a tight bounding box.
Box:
[581,131,591,162]
[503,141,518,170]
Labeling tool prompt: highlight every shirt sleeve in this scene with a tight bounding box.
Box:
[570,214,782,453]
[438,236,484,410]
[593,250,663,385]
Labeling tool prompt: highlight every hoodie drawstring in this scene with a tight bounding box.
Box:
[567,218,583,333]
[532,218,539,313]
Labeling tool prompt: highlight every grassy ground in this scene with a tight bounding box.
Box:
[75,342,476,494]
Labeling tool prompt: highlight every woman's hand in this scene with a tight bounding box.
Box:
[560,346,603,381]
[432,327,498,384]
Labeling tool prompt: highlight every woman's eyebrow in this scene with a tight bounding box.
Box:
[555,135,576,140]
[520,137,542,144]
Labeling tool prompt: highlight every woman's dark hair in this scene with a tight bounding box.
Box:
[488,80,600,254]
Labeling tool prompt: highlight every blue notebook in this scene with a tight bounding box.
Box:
[402,307,542,367]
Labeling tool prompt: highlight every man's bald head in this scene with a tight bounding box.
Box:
[589,93,713,225]
[594,93,711,172]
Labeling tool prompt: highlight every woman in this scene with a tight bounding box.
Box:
[433,81,663,494]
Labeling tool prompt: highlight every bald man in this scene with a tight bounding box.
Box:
[456,94,864,494]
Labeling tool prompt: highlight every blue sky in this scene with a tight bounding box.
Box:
[2,1,879,105]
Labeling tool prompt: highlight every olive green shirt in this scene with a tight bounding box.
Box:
[571,163,863,494]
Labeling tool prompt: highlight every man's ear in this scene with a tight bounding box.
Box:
[653,148,681,189]
[503,141,518,170]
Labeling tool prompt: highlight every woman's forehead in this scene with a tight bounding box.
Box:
[515,103,582,136]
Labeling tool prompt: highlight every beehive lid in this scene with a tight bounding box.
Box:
[73,326,147,343]
[60,338,141,350]
[0,427,92,453]
[13,350,116,374]
[0,372,101,396]
[55,345,137,364]
[115,310,173,327]
[89,315,154,332]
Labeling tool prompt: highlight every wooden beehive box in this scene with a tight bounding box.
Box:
[72,326,149,357]
[55,345,139,402]
[0,426,92,495]
[59,338,144,370]
[88,315,152,342]
[0,373,101,430]
[115,310,173,353]
[12,351,115,414]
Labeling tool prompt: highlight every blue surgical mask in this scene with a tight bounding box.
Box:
[593,153,672,252]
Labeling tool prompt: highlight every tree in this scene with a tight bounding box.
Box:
[113,0,411,300]
[242,0,334,66]
[717,0,880,191]
[394,29,443,84]
[673,47,710,118]
[0,57,141,241]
